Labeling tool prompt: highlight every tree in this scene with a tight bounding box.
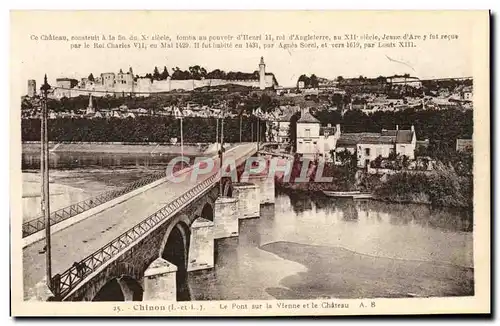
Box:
[153,66,161,81]
[310,74,319,88]
[287,111,300,152]
[260,94,273,112]
[160,66,170,80]
[298,74,310,87]
[330,93,343,107]
[335,149,358,187]
[372,155,383,168]
[88,73,95,82]
[336,149,357,167]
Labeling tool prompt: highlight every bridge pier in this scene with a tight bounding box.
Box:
[233,183,260,219]
[187,217,214,272]
[248,175,275,204]
[143,258,177,301]
[214,197,239,239]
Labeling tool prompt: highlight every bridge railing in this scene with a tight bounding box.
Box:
[22,170,167,238]
[50,173,219,299]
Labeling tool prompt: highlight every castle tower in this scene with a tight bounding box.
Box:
[28,79,36,97]
[129,67,134,94]
[86,93,95,115]
[259,56,266,90]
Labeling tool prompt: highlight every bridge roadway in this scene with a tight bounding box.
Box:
[23,143,257,298]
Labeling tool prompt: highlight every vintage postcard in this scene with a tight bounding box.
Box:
[10,10,490,316]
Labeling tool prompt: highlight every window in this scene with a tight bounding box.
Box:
[305,128,311,137]
[313,141,317,145]
[365,148,371,156]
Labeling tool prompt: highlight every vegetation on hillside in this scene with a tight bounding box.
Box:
[21,116,267,143]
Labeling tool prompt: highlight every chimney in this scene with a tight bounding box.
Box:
[396,124,399,130]
[336,124,341,135]
[411,125,415,132]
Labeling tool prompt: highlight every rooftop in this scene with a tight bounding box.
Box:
[381,129,414,144]
[297,108,320,124]
[337,133,380,147]
[337,128,415,146]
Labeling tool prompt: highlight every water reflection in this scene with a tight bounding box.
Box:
[287,192,313,215]
[22,152,188,170]
[282,190,472,233]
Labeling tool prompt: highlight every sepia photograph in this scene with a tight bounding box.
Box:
[9,10,490,316]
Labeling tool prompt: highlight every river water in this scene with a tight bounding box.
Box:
[21,151,474,300]
[188,191,473,300]
[22,151,183,170]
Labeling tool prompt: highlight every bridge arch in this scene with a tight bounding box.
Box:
[90,263,143,302]
[159,215,191,301]
[200,202,214,221]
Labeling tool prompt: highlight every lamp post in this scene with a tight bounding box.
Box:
[239,114,242,143]
[216,116,219,152]
[251,122,254,142]
[40,75,52,289]
[179,110,184,168]
[219,102,225,196]
[257,116,260,152]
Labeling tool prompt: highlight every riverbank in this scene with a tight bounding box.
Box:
[275,166,472,210]
[22,141,218,155]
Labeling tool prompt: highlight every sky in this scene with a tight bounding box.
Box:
[11,11,481,93]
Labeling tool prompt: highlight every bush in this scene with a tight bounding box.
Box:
[374,169,472,208]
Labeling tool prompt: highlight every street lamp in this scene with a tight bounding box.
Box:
[40,74,52,289]
[219,102,226,196]
[179,108,184,168]
[257,115,260,152]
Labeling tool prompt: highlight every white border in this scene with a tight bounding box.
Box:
[3,2,497,326]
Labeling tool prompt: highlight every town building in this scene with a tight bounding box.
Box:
[293,107,418,166]
[386,75,422,88]
[295,107,340,160]
[456,138,473,153]
[336,125,417,168]
[461,86,473,101]
[266,106,299,145]
[54,78,79,98]
[27,80,36,97]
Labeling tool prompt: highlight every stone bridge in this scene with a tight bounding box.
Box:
[25,143,276,302]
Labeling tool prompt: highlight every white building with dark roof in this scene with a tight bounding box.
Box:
[336,125,417,168]
[296,107,340,160]
[293,107,419,165]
